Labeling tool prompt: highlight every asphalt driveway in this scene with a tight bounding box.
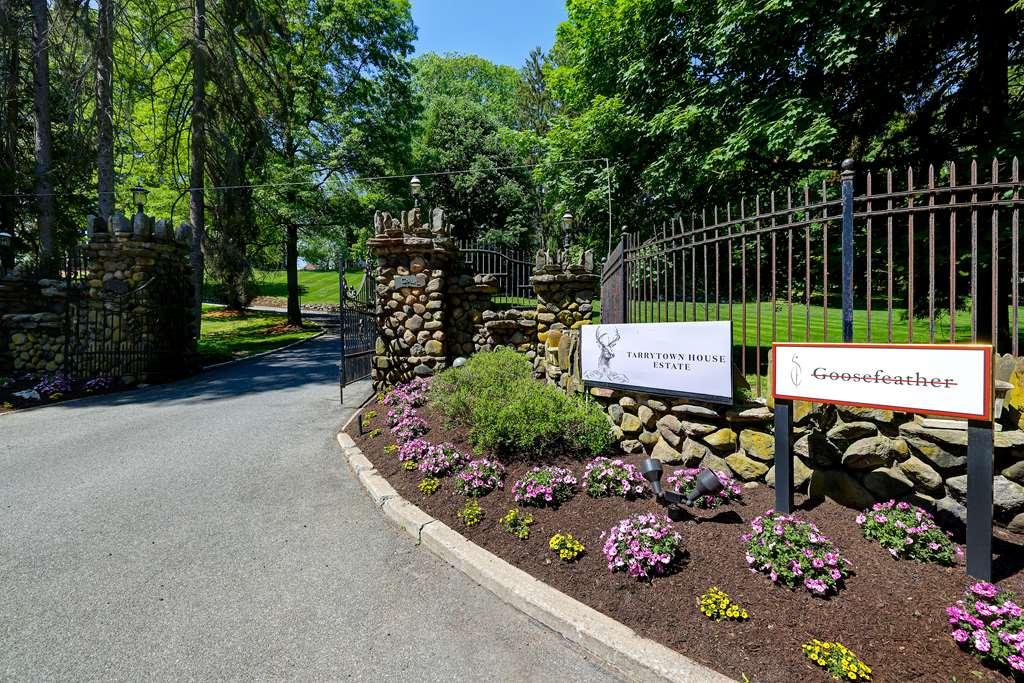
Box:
[0,333,616,680]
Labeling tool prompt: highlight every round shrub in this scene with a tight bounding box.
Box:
[455,458,505,497]
[947,582,1024,675]
[583,457,648,498]
[417,443,468,476]
[743,509,851,596]
[512,466,578,506]
[666,468,743,508]
[602,513,684,580]
[857,499,961,565]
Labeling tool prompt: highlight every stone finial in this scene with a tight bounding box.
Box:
[431,208,445,233]
[86,214,106,239]
[374,210,384,235]
[133,211,152,237]
[153,219,168,240]
[112,211,132,234]
[582,249,595,273]
[535,249,546,271]
[175,223,193,245]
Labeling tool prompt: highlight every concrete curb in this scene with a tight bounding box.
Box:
[336,431,735,683]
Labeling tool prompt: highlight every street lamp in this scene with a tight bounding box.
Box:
[410,176,422,208]
[561,210,574,250]
[130,184,149,215]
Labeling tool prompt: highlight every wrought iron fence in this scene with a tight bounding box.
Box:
[456,239,535,308]
[603,157,1024,397]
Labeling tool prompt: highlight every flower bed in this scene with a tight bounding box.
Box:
[351,396,1024,683]
[0,372,121,413]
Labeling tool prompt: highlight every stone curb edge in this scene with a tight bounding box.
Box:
[336,430,735,683]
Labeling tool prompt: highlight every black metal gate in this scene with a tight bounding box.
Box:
[63,273,192,382]
[338,259,376,402]
[600,238,627,324]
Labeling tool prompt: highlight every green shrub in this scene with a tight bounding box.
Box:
[430,350,611,457]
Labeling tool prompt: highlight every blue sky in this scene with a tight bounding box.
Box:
[411,0,568,67]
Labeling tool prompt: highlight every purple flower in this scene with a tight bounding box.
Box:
[970,582,1000,599]
[973,629,991,653]
[951,629,970,643]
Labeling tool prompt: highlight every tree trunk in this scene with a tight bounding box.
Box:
[0,1,20,237]
[96,0,114,221]
[189,0,207,340]
[286,222,300,326]
[30,0,54,260]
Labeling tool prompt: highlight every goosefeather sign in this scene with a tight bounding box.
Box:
[580,321,733,403]
[772,343,992,420]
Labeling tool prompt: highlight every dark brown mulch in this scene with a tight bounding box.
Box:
[349,405,1024,683]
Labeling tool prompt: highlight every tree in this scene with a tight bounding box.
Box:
[30,0,55,259]
[190,0,207,329]
[96,0,115,221]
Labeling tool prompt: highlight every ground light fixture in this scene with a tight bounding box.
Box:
[640,458,726,521]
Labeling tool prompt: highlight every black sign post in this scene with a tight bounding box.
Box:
[774,398,794,514]
[967,420,994,581]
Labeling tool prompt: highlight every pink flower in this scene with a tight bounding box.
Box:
[970,582,999,599]
[951,629,970,643]
[855,513,866,525]
[830,568,842,580]
[1009,655,1024,672]
[973,629,991,653]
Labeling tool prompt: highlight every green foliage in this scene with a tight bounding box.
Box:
[549,533,585,562]
[499,508,534,539]
[429,350,611,457]
[456,498,484,527]
[418,476,441,495]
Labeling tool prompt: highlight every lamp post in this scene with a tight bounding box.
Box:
[410,176,422,208]
[0,231,12,276]
[130,183,149,216]
[561,210,574,250]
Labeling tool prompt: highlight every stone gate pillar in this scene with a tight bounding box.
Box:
[530,249,598,389]
[368,207,456,389]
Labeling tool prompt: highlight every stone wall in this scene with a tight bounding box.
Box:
[546,326,1024,531]
[1,210,196,381]
[530,249,597,389]
[368,208,455,388]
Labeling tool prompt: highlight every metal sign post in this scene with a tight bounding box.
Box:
[774,398,794,514]
[967,420,994,581]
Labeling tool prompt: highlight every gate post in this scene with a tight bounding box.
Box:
[841,159,855,343]
[338,254,347,403]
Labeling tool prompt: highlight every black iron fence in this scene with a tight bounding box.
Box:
[456,239,535,308]
[602,157,1024,396]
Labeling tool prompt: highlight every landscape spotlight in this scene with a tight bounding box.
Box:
[685,468,725,505]
[639,458,664,497]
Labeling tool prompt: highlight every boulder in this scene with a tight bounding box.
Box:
[808,469,875,510]
[700,452,731,474]
[796,433,842,467]
[1008,512,1024,535]
[725,452,770,481]
[897,456,944,496]
[672,403,719,419]
[1002,458,1024,485]
[727,406,773,423]
[902,434,967,472]
[838,405,894,423]
[639,429,660,448]
[620,412,642,436]
[841,436,898,470]
[638,405,656,429]
[621,439,644,454]
[739,430,774,462]
[680,439,712,466]
[657,423,682,448]
[607,404,624,426]
[704,428,737,453]
[935,495,967,526]
[863,467,914,499]
[620,396,638,410]
[646,399,668,413]
[651,439,683,464]
[656,414,682,433]
[681,421,718,438]
[766,458,813,489]
[900,421,968,448]
[827,420,878,444]
[996,431,1024,449]
[995,476,1024,516]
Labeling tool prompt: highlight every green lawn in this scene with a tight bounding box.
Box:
[205,270,366,306]
[198,305,320,365]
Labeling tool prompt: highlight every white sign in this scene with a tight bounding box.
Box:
[772,343,992,420]
[581,321,733,403]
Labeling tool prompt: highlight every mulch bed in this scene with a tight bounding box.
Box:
[348,404,1024,683]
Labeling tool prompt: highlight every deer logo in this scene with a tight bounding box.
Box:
[584,327,630,384]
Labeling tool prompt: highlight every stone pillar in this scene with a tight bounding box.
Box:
[530,249,598,390]
[368,207,456,389]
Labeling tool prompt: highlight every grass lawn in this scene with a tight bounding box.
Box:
[198,305,320,365]
[252,270,364,304]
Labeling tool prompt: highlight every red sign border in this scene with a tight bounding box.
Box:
[771,342,993,421]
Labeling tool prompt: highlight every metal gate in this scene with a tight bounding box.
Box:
[338,260,376,401]
[456,240,535,308]
[63,274,192,382]
[600,238,627,324]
